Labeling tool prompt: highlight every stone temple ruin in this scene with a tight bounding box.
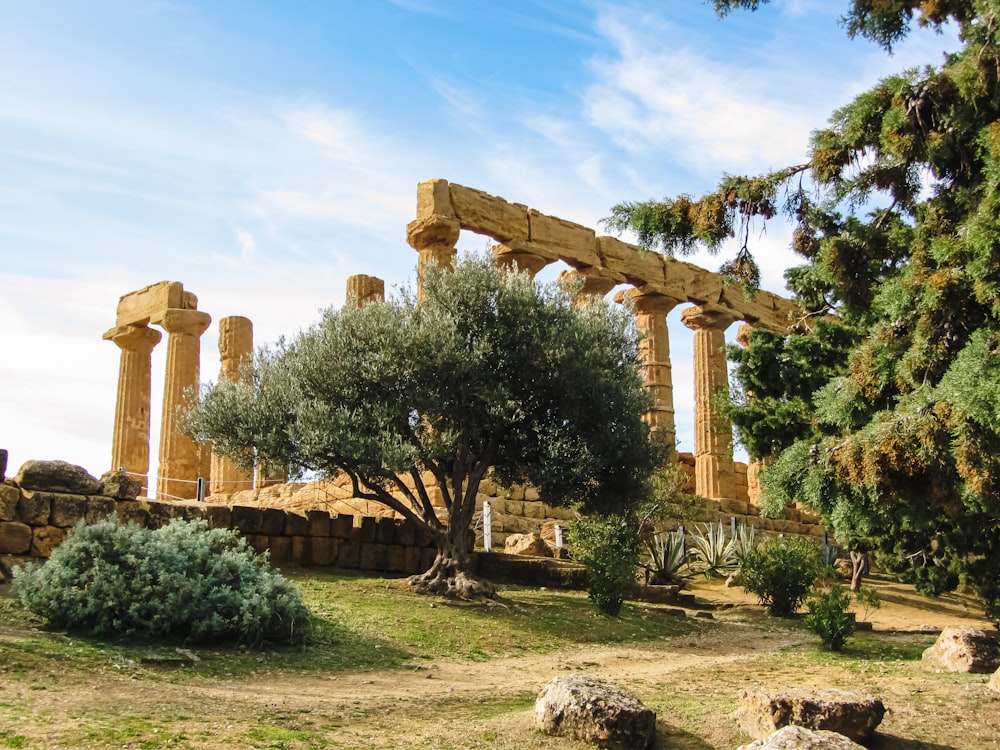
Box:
[104,179,819,537]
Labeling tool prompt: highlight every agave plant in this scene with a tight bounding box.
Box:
[645,530,690,585]
[689,521,738,578]
[732,522,757,563]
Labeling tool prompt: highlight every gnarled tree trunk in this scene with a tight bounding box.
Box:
[407,518,496,599]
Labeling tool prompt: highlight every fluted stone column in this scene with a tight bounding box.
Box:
[157,308,211,500]
[493,243,551,277]
[406,214,460,299]
[104,324,162,490]
[619,289,683,453]
[681,304,738,499]
[347,274,385,307]
[557,268,616,300]
[209,316,253,496]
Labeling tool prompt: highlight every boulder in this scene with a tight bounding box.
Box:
[738,725,866,750]
[15,460,101,495]
[989,668,1000,694]
[99,470,143,500]
[504,532,552,557]
[922,627,1000,674]
[737,687,885,742]
[535,675,656,750]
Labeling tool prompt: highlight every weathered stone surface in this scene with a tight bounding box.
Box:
[15,460,101,495]
[231,505,264,535]
[449,183,528,241]
[115,280,185,327]
[0,484,19,521]
[210,316,254,495]
[534,674,656,750]
[50,493,88,527]
[738,725,866,750]
[528,210,597,257]
[738,688,885,742]
[17,492,53,525]
[0,522,32,554]
[416,178,456,220]
[504,532,552,557]
[201,503,232,529]
[99,470,143,500]
[31,525,68,557]
[85,496,117,524]
[598,235,665,286]
[922,627,1000,673]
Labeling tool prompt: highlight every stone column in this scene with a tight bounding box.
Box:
[618,289,683,453]
[157,308,211,500]
[209,316,253,496]
[104,324,162,490]
[406,214,460,299]
[681,304,738,499]
[493,242,551,278]
[346,274,385,307]
[557,269,616,300]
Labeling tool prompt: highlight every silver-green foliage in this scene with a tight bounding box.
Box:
[13,518,310,645]
[647,530,689,585]
[689,522,738,578]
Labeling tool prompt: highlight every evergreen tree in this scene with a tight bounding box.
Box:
[182,252,658,600]
[608,1,1000,619]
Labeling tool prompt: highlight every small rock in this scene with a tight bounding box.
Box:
[535,674,656,750]
[15,460,101,495]
[694,611,714,620]
[738,725,866,750]
[922,627,1000,674]
[737,687,885,742]
[504,532,552,557]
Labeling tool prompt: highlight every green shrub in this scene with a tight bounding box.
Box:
[853,585,882,622]
[804,583,856,650]
[570,514,640,616]
[689,521,738,578]
[645,530,689,585]
[13,517,310,645]
[736,535,820,616]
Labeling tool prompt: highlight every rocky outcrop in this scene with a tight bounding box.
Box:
[738,725,866,750]
[14,460,102,495]
[534,674,656,749]
[737,687,885,743]
[922,627,1000,673]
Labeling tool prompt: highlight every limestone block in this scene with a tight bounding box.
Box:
[544,504,576,520]
[50,493,88,527]
[307,510,332,537]
[535,674,656,750]
[358,516,377,543]
[597,235,665,285]
[737,687,885,743]
[506,499,524,516]
[922,627,1000,673]
[396,520,416,547]
[336,539,361,568]
[486,497,505,514]
[684,270,725,306]
[83,496,116,524]
[523,501,545,520]
[801,512,822,525]
[291,536,306,564]
[261,508,287,536]
[406,215,460,251]
[15,460,101,495]
[231,505,264,535]
[720,498,750,516]
[201,504,232,530]
[524,485,541,502]
[449,183,529,241]
[99,470,142,500]
[285,511,309,537]
[31,526,67,558]
[331,514,355,539]
[510,484,525,502]
[268,536,292,565]
[116,281,184,327]
[374,518,396,544]
[0,522,32,554]
[385,545,406,573]
[404,545,423,574]
[17,491,52,525]
[499,514,536,534]
[504,532,552,557]
[0,484,19,521]
[416,178,456,220]
[738,725,866,750]
[116,500,151,526]
[478,477,498,496]
[308,537,337,566]
[783,507,801,523]
[247,534,269,555]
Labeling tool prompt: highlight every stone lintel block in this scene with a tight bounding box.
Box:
[684,272,725,307]
[284,511,309,537]
[201,504,233,529]
[261,508,287,536]
[359,542,389,570]
[358,516,377,544]
[336,538,361,569]
[267,535,292,565]
[527,210,597,257]
[116,281,184,327]
[116,500,151,526]
[416,178,456,220]
[330,513,355,539]
[50,493,89,528]
[307,509,331,537]
[449,183,528,242]
[597,236,665,286]
[231,505,264,535]
[247,534,269,556]
[373,517,395,545]
[0,521,32,554]
[0,484,19,521]
[31,525,67,558]
[17,491,53,525]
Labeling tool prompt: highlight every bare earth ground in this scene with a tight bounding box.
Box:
[1,577,998,750]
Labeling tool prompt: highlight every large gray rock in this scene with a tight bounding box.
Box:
[535,674,656,749]
[739,725,866,750]
[922,627,1000,674]
[15,460,101,495]
[737,688,885,743]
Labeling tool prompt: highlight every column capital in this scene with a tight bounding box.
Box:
[103,324,162,353]
[615,287,684,315]
[493,242,551,277]
[406,214,460,252]
[558,269,616,298]
[680,304,737,332]
[160,308,212,337]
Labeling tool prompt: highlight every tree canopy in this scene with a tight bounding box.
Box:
[182,253,659,599]
[609,0,1000,619]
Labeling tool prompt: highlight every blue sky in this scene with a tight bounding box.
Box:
[0,1,958,487]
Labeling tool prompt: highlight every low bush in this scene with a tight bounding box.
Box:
[804,583,856,651]
[14,517,310,645]
[736,535,820,616]
[570,514,640,616]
